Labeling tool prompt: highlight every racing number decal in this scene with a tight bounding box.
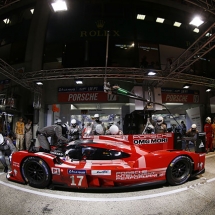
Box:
[70,175,88,188]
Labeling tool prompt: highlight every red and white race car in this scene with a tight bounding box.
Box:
[7,133,205,189]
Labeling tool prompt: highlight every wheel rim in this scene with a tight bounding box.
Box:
[171,160,189,181]
[25,162,46,182]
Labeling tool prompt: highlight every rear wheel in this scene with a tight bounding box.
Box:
[21,157,51,188]
[166,156,192,186]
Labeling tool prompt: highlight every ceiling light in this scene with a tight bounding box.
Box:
[51,0,68,12]
[189,16,204,27]
[36,81,43,85]
[173,22,181,27]
[3,18,10,24]
[206,88,211,92]
[30,9,34,14]
[205,32,212,37]
[75,79,83,84]
[183,84,191,89]
[148,71,156,76]
[156,17,165,23]
[137,14,146,20]
[193,28,199,33]
[165,103,183,105]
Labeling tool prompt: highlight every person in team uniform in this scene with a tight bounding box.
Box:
[204,117,213,153]
[69,119,81,141]
[92,114,106,135]
[154,116,167,134]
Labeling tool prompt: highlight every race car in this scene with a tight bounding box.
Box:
[6,133,205,189]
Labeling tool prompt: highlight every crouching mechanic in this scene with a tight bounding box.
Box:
[36,122,69,155]
[0,133,17,173]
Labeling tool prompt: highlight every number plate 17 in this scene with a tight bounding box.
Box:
[70,175,88,188]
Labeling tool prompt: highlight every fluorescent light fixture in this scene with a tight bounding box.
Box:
[30,9,34,14]
[137,14,146,20]
[3,18,10,24]
[193,28,199,33]
[173,22,181,27]
[51,0,68,12]
[189,16,204,27]
[75,79,83,84]
[206,88,211,92]
[165,103,183,105]
[36,82,43,85]
[206,32,212,37]
[183,84,191,89]
[148,71,156,76]
[156,17,165,23]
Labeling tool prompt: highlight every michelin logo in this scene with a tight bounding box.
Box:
[91,170,111,175]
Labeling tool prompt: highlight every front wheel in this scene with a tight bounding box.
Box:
[21,157,51,188]
[166,156,192,186]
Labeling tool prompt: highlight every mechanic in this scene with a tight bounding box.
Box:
[0,133,17,173]
[185,124,199,150]
[154,116,167,134]
[69,119,81,141]
[25,119,32,150]
[211,117,215,150]
[92,114,106,135]
[36,119,69,154]
[105,124,123,135]
[204,117,213,153]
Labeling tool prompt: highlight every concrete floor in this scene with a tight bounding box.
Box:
[0,152,215,215]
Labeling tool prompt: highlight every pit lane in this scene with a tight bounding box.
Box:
[0,153,215,215]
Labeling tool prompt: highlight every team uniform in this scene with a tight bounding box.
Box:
[204,117,213,152]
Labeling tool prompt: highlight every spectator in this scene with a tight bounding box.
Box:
[15,117,25,150]
[25,119,32,150]
[0,133,17,173]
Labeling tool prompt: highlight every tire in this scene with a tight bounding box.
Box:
[21,157,51,188]
[166,156,192,186]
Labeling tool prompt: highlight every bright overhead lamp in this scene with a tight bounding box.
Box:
[3,18,10,24]
[156,17,165,23]
[30,9,34,14]
[183,84,191,89]
[173,22,181,27]
[75,78,83,84]
[148,71,156,76]
[193,28,199,33]
[189,16,204,27]
[137,14,146,20]
[36,81,43,85]
[206,88,211,92]
[51,0,68,12]
[205,32,212,37]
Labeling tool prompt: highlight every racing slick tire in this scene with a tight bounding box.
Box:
[21,157,51,189]
[166,156,192,186]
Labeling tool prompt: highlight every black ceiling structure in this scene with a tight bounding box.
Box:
[0,0,215,93]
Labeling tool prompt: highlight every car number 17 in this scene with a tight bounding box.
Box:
[70,175,87,187]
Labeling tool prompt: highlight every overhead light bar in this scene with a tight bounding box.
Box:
[148,71,156,76]
[75,78,83,84]
[51,0,68,12]
[183,84,191,89]
[137,14,146,20]
[189,16,204,27]
[156,17,165,23]
[173,22,181,27]
[36,81,43,85]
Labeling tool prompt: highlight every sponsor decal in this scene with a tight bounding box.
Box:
[14,169,17,176]
[91,170,111,175]
[134,138,168,144]
[133,133,172,139]
[199,141,204,148]
[51,168,60,175]
[12,162,20,168]
[116,170,163,180]
[68,169,86,175]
